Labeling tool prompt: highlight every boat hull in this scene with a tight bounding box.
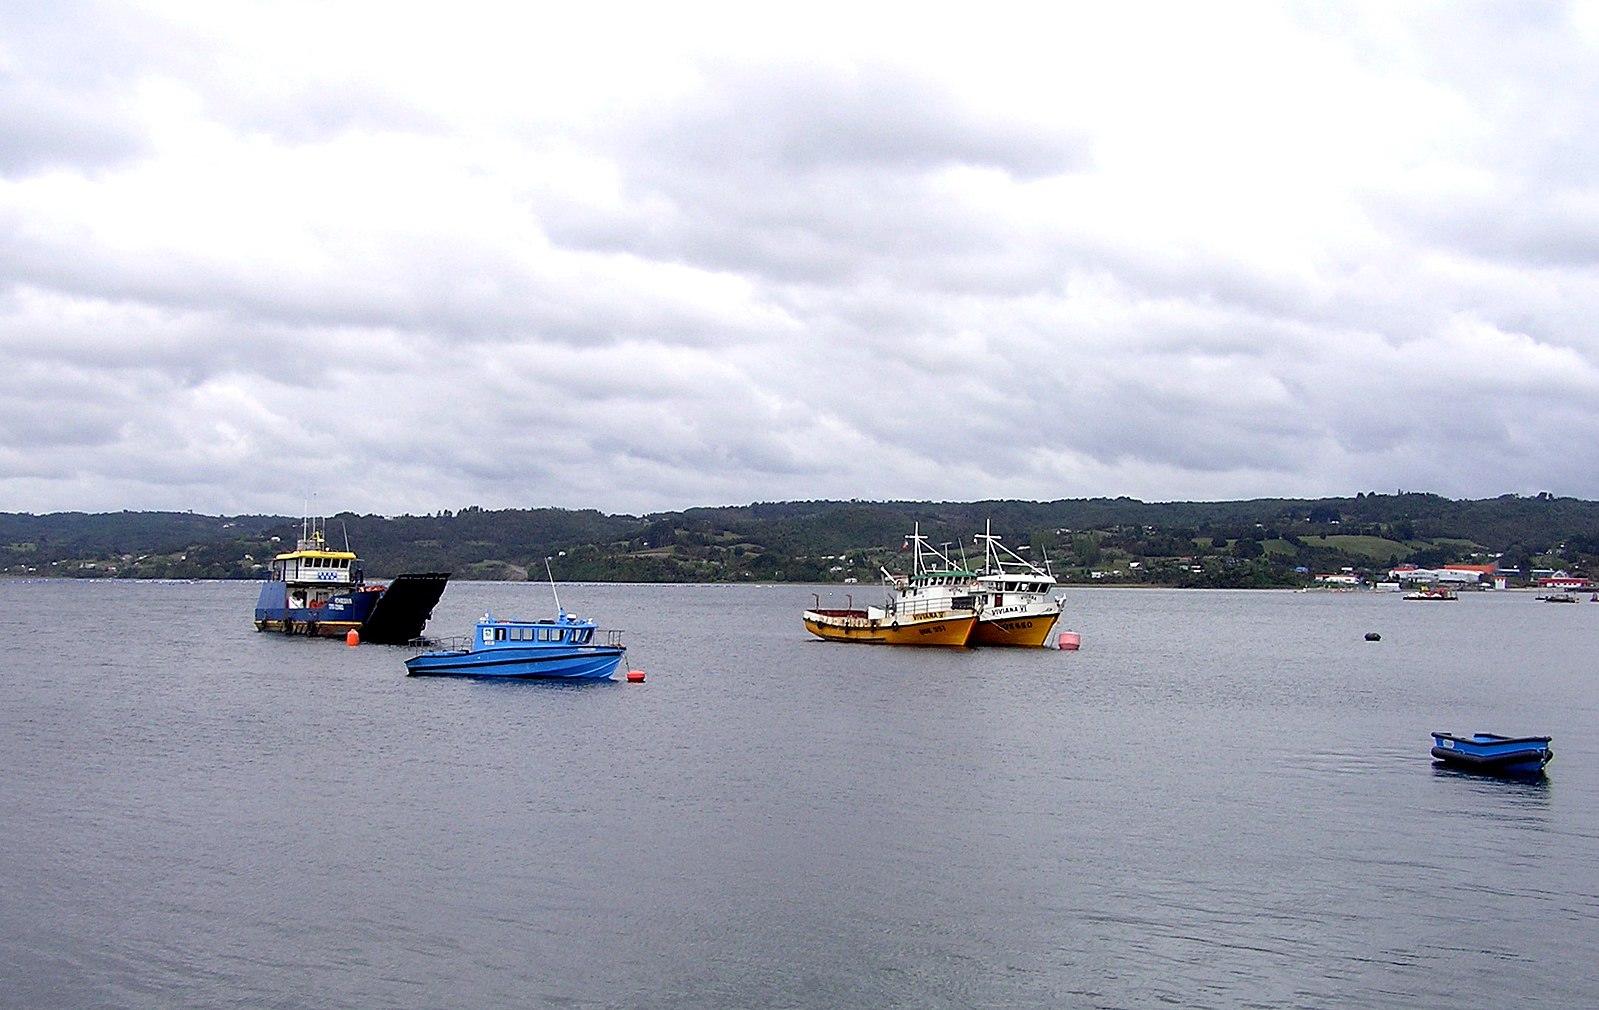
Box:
[405,646,625,680]
[1430,733,1552,775]
[802,609,975,646]
[971,611,1061,647]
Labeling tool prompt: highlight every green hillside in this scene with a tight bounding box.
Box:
[2,491,1593,587]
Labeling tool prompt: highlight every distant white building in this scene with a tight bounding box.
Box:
[1314,573,1361,586]
[1389,566,1484,585]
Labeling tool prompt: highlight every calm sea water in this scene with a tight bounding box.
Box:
[2,580,1596,1008]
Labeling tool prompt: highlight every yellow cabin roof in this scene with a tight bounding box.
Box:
[274,549,359,562]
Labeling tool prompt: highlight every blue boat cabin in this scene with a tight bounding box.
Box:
[483,622,596,646]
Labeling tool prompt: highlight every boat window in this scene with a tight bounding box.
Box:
[575,629,591,643]
[494,628,507,641]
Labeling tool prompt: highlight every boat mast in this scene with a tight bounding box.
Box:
[907,522,928,577]
[544,556,563,614]
[975,519,1046,577]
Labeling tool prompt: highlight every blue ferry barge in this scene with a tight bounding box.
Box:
[1430,732,1553,775]
[254,521,449,644]
[405,611,626,680]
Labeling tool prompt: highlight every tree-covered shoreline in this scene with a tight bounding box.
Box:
[2,492,1593,587]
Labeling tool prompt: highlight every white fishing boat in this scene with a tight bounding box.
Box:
[968,520,1065,647]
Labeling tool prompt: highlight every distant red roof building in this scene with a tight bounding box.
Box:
[1443,564,1497,575]
[1537,576,1590,589]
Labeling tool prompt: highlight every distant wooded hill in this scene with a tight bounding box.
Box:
[2,492,1595,587]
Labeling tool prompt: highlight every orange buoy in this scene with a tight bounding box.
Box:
[1056,631,1080,651]
[346,629,360,647]
[626,669,645,683]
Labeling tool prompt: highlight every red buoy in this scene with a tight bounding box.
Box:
[1056,631,1080,651]
[346,629,360,647]
[626,669,645,683]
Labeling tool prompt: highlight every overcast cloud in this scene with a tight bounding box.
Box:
[3,1,1598,516]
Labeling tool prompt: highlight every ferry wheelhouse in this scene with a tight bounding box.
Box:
[254,519,450,643]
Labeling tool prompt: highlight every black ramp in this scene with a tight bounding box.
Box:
[361,573,451,643]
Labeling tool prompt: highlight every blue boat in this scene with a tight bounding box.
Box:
[253,519,449,644]
[1430,732,1553,775]
[405,611,626,680]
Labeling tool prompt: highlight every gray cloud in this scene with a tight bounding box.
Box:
[0,77,146,174]
[2,6,1599,515]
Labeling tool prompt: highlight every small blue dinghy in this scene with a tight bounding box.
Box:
[1430,732,1553,775]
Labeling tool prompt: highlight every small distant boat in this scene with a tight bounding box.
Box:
[405,611,625,680]
[1537,593,1577,603]
[1430,732,1553,775]
[1403,586,1457,601]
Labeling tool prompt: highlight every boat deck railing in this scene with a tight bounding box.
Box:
[431,630,627,650]
[886,596,973,619]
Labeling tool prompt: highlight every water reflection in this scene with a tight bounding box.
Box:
[1430,762,1552,797]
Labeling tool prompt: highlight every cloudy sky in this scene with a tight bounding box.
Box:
[3,2,1598,516]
